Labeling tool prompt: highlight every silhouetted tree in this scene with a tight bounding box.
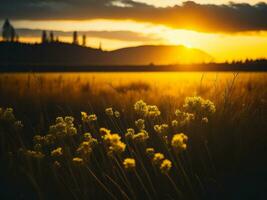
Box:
[82,35,86,46]
[42,31,48,43]
[15,34,19,42]
[50,31,54,43]
[2,19,16,42]
[99,41,102,51]
[73,31,78,45]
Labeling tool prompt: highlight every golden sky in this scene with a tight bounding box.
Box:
[1,0,267,62]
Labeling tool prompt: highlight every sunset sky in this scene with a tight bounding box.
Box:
[1,0,267,62]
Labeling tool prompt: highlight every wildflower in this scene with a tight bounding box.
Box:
[202,117,209,124]
[125,128,135,140]
[64,116,74,125]
[123,158,136,170]
[33,135,44,144]
[154,124,168,136]
[105,108,114,116]
[114,111,120,118]
[51,147,63,157]
[72,157,84,165]
[134,100,148,116]
[183,96,216,118]
[171,120,179,127]
[77,141,92,157]
[171,133,188,152]
[147,105,161,118]
[132,130,149,143]
[81,112,88,122]
[100,128,111,135]
[53,161,61,168]
[25,150,45,159]
[152,153,165,165]
[160,159,172,174]
[55,117,64,124]
[146,148,155,158]
[44,134,55,145]
[81,112,97,123]
[2,108,15,121]
[14,120,24,130]
[135,119,145,130]
[84,132,92,141]
[103,133,126,154]
[49,116,77,138]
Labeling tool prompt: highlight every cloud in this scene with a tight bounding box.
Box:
[15,28,162,42]
[0,0,267,32]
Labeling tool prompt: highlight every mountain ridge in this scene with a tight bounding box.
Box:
[0,42,213,66]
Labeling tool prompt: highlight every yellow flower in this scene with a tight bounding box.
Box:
[105,108,114,116]
[103,133,126,154]
[202,117,209,123]
[171,120,179,127]
[154,124,168,136]
[51,147,63,157]
[81,112,88,122]
[84,132,92,141]
[146,148,155,158]
[135,119,145,130]
[25,150,45,159]
[100,128,111,135]
[171,133,188,152]
[88,114,97,122]
[114,111,120,118]
[183,96,216,117]
[53,161,61,168]
[132,131,149,143]
[72,157,84,165]
[134,100,148,116]
[123,158,136,170]
[152,153,165,165]
[147,105,161,118]
[125,128,135,140]
[160,159,172,174]
[77,141,92,157]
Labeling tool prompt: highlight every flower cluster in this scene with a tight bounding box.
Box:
[171,133,188,152]
[147,105,161,118]
[102,129,126,155]
[183,96,216,118]
[123,158,136,170]
[81,112,97,122]
[175,109,195,127]
[160,159,172,174]
[0,108,15,122]
[154,124,169,136]
[105,108,114,116]
[72,157,84,165]
[51,147,63,157]
[134,100,148,116]
[134,100,160,118]
[23,149,45,159]
[77,133,98,158]
[135,119,145,130]
[48,116,77,138]
[0,107,24,130]
[132,130,149,143]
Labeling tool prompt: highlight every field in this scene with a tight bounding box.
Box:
[0,72,267,200]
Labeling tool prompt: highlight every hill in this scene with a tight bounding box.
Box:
[0,42,213,66]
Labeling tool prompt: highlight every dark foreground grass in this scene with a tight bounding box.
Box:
[0,72,267,200]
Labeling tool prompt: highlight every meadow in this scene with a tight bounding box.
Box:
[0,72,267,200]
